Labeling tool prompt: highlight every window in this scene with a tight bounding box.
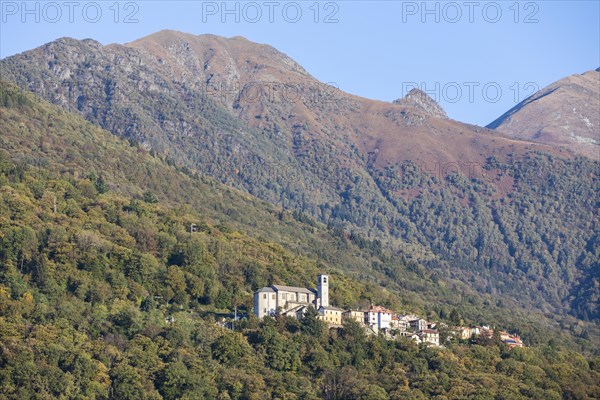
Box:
[323,277,327,283]
[271,294,275,300]
[263,294,266,300]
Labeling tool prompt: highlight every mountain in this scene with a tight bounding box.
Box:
[0,31,564,171]
[1,80,599,400]
[1,78,558,330]
[1,31,598,325]
[488,69,600,159]
[125,31,571,170]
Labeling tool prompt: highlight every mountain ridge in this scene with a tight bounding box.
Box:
[127,30,569,167]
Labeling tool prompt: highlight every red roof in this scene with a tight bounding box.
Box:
[369,305,394,314]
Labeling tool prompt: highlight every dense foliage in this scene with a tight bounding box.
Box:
[372,155,599,321]
[1,81,599,398]
[2,296,600,400]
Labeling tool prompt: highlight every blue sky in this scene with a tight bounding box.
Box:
[1,1,599,125]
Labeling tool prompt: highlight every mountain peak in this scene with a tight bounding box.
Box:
[393,88,448,119]
[487,68,599,159]
[126,30,311,82]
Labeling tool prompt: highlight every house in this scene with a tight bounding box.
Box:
[503,337,523,349]
[500,331,523,348]
[254,275,329,319]
[395,315,413,331]
[479,326,496,339]
[452,326,474,340]
[319,305,344,325]
[399,331,422,344]
[419,329,440,346]
[409,318,428,332]
[342,310,365,324]
[366,306,394,332]
[390,315,409,332]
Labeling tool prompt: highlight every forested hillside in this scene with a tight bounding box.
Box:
[1,81,599,399]
[1,32,597,324]
[371,154,599,320]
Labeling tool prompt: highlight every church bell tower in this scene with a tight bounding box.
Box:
[317,274,329,307]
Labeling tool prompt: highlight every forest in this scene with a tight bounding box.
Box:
[1,80,599,398]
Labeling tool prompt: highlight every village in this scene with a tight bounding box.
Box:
[253,275,524,349]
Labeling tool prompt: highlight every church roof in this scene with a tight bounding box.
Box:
[271,285,317,294]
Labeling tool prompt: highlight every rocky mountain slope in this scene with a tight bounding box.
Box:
[488,68,600,159]
[1,31,598,323]
[393,88,448,119]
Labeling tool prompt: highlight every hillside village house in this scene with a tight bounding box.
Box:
[455,326,481,340]
[391,315,409,332]
[343,310,366,324]
[366,306,394,332]
[392,315,414,332]
[409,318,429,332]
[319,306,344,325]
[479,326,524,348]
[419,329,440,346]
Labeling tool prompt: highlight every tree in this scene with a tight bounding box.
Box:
[211,333,250,367]
[143,191,159,204]
[165,266,189,306]
[301,306,325,338]
[158,360,192,400]
[88,173,108,194]
[110,363,159,400]
[449,308,461,326]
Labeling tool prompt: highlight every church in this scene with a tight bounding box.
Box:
[253,274,332,319]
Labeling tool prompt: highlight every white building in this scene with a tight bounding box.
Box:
[254,275,329,319]
[254,287,279,318]
[366,306,393,332]
[419,329,440,346]
[409,318,428,332]
[391,315,410,332]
